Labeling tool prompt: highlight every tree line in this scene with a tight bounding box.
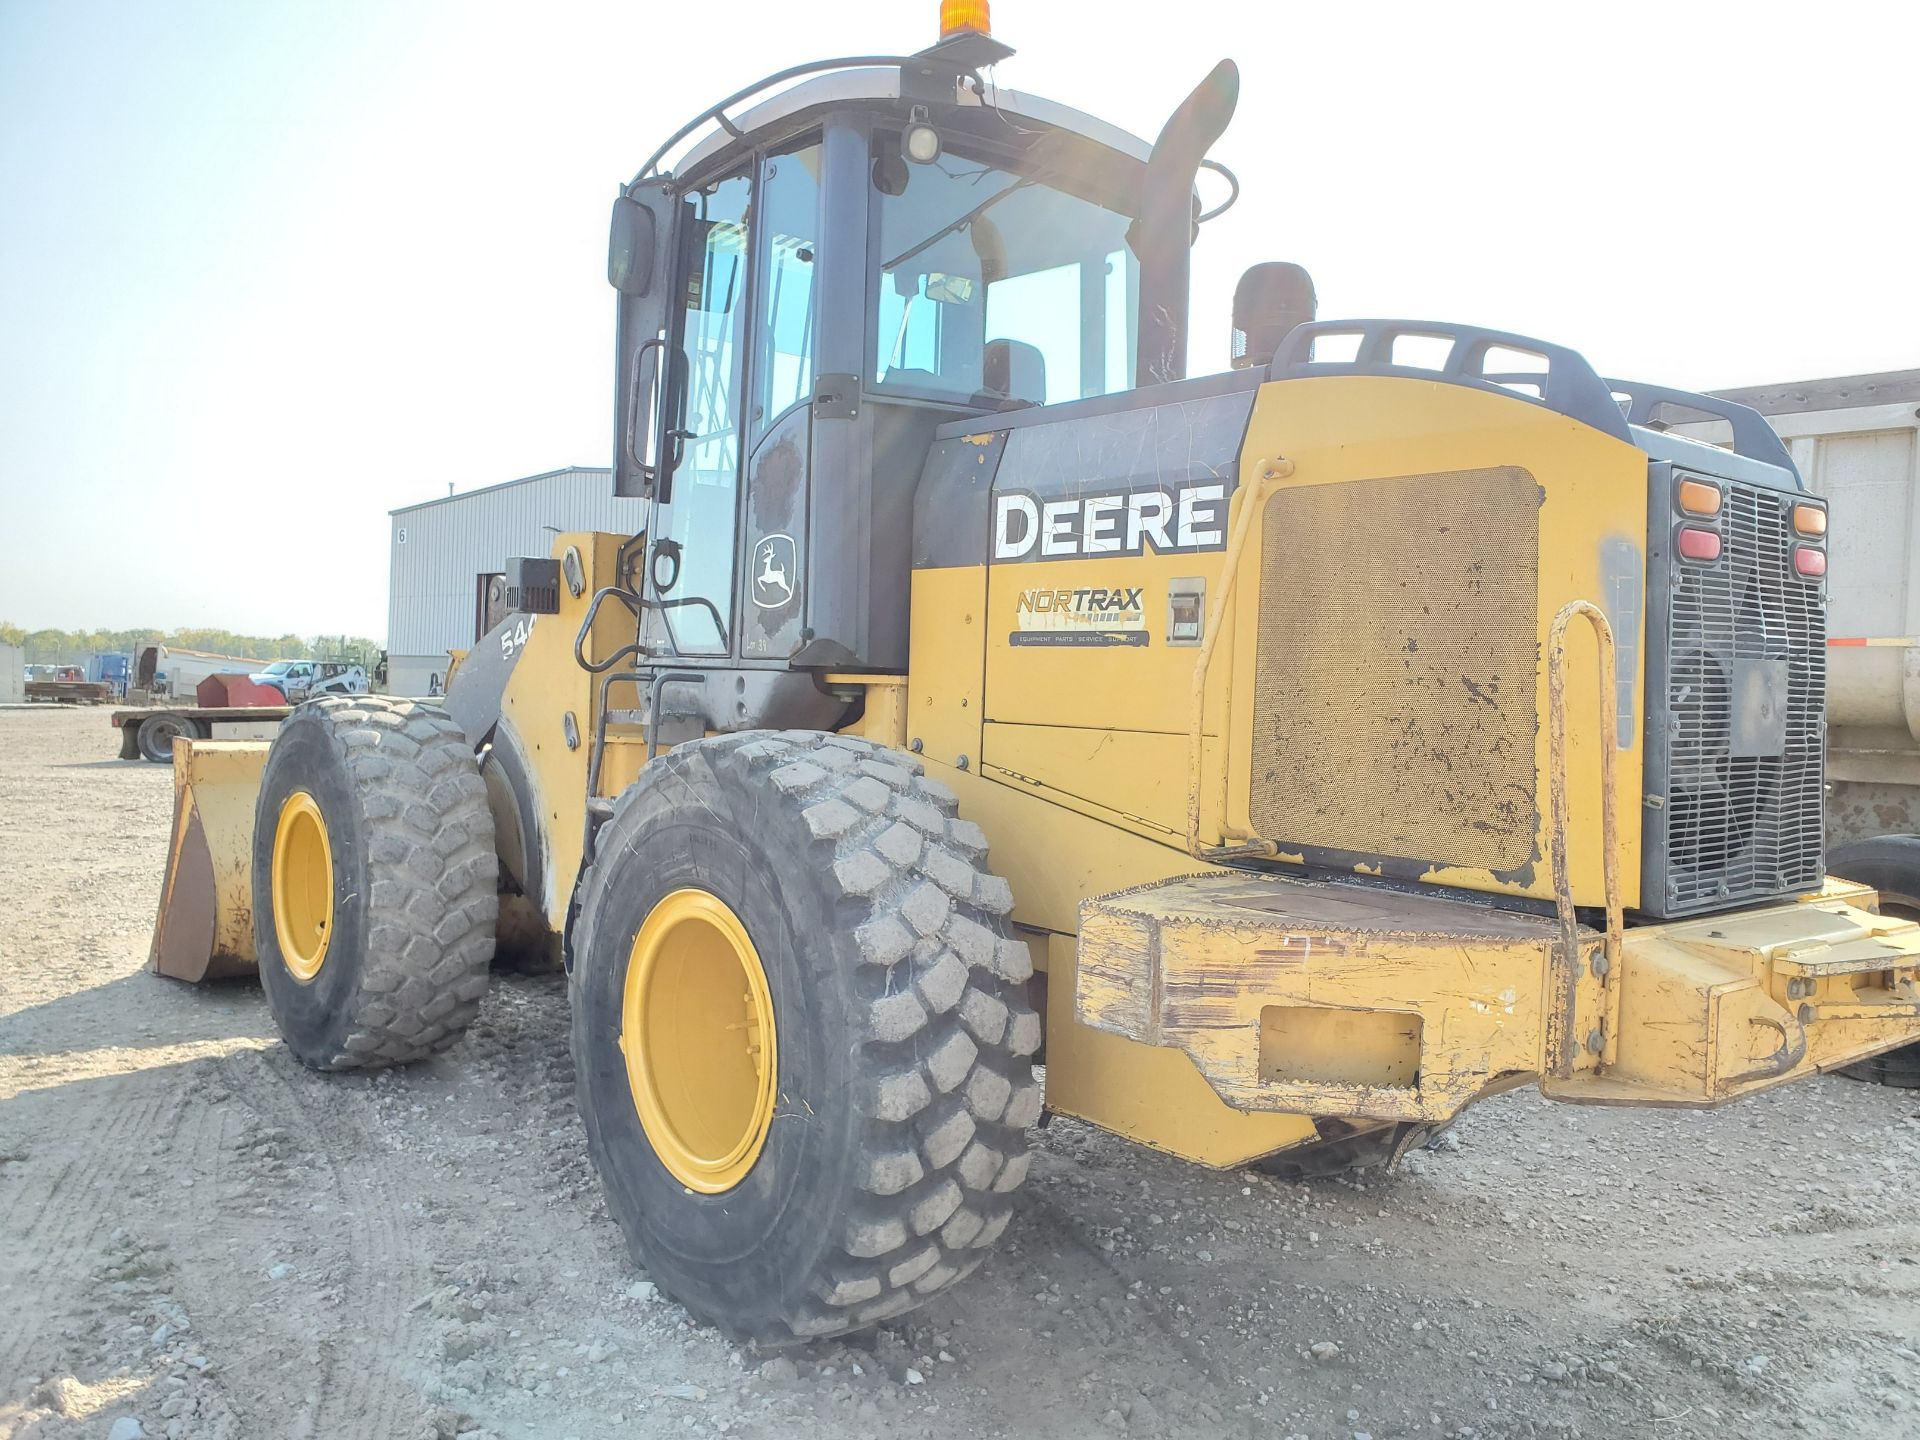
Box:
[0,624,383,670]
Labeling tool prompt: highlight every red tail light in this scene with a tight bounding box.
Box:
[1676,525,1722,562]
[1793,545,1826,578]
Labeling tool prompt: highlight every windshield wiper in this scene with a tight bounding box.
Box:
[881,177,1036,274]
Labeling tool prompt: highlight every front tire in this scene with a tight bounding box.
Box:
[571,731,1042,1344]
[253,697,497,1070]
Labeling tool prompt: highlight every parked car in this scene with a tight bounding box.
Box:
[248,660,371,702]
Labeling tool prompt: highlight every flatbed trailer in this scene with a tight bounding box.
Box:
[112,705,292,763]
[27,680,114,704]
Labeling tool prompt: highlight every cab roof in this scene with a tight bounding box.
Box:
[671,67,1152,178]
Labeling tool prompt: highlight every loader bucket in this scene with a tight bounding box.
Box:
[148,741,270,982]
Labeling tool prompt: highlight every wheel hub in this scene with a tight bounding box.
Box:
[271,791,334,982]
[621,889,778,1194]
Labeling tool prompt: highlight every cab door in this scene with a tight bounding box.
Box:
[643,132,826,666]
[740,137,822,660]
[644,170,753,658]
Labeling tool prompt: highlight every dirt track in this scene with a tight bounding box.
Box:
[3,704,1919,1440]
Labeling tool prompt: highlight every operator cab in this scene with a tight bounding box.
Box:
[607,8,1238,728]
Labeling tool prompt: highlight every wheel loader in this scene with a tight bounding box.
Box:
[147,2,1920,1344]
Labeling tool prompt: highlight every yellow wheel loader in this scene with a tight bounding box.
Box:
[148,3,1920,1344]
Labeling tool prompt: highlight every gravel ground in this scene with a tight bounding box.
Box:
[2,703,1918,1440]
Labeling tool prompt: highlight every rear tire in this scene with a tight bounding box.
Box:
[253,697,497,1070]
[137,712,197,763]
[1830,835,1920,1088]
[572,731,1042,1344]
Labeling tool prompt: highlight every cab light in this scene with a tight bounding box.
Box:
[1676,525,1722,562]
[1792,503,1827,537]
[941,0,992,36]
[1793,544,1827,578]
[1676,478,1722,516]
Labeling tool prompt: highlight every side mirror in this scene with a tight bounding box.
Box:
[608,195,658,297]
[611,179,680,499]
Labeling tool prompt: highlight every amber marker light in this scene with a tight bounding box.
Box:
[1676,478,1722,516]
[1793,545,1827,578]
[941,0,992,36]
[1676,526,1722,562]
[1792,503,1827,537]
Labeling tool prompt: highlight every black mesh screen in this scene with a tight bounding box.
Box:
[1655,477,1825,913]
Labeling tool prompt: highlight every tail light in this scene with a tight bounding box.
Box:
[1791,503,1827,537]
[1676,525,1722,562]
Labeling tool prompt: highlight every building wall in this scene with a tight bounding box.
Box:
[0,643,23,704]
[387,654,451,698]
[388,466,641,665]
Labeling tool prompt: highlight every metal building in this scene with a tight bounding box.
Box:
[387,466,638,695]
[0,642,23,704]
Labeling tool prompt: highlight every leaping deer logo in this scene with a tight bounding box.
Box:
[753,533,796,609]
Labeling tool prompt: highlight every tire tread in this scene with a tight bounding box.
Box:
[575,730,1041,1344]
[277,698,495,1070]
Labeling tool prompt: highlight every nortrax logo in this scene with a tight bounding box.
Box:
[1015,587,1145,615]
[993,484,1228,561]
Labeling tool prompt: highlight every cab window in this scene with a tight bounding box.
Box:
[752,138,822,443]
[871,139,1138,408]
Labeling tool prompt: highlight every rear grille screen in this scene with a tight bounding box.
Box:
[1248,467,1540,871]
[1649,474,1825,914]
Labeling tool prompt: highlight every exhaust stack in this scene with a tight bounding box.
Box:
[1130,60,1239,387]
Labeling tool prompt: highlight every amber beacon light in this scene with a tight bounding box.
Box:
[941,0,993,38]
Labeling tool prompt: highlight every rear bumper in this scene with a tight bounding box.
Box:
[1552,880,1920,1106]
[1074,872,1920,1123]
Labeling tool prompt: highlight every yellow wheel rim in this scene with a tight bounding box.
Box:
[621,888,778,1194]
[271,791,334,983]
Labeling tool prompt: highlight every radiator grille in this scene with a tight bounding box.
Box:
[1248,468,1540,870]
[1658,479,1825,912]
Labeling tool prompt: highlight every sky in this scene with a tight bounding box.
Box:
[2,0,1915,641]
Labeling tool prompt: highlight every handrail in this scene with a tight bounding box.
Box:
[1274,319,1633,444]
[1602,376,1803,483]
[1545,600,1624,1075]
[628,54,958,186]
[1185,455,1294,858]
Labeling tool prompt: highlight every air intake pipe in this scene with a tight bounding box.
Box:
[1130,59,1239,387]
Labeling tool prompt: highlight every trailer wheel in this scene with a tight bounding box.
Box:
[1830,836,1920,1088]
[252,697,497,1070]
[137,712,199,763]
[571,731,1042,1344]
